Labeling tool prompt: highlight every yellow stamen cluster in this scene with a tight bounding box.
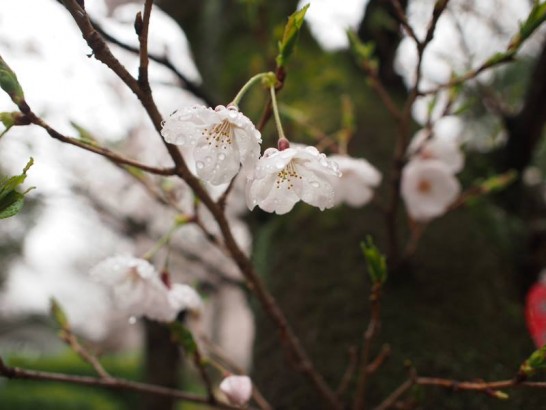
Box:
[276,162,302,190]
[203,120,234,149]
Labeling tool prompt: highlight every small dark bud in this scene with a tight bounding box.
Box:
[134,12,144,36]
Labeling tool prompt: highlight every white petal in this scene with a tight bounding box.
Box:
[298,165,335,210]
[401,160,460,222]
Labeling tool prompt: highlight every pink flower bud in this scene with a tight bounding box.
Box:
[219,375,252,406]
[277,137,290,151]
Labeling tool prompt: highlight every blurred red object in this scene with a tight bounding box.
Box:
[526,281,546,348]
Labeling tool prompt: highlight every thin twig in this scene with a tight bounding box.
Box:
[21,111,175,176]
[192,348,217,404]
[374,379,415,410]
[59,329,111,380]
[0,356,238,410]
[90,17,215,107]
[389,0,420,46]
[136,0,153,91]
[336,346,358,397]
[366,344,391,375]
[353,283,383,410]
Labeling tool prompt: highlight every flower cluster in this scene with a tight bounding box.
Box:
[401,118,464,222]
[162,105,381,214]
[90,255,202,322]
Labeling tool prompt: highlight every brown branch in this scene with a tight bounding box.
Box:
[0,356,238,410]
[374,378,415,410]
[192,348,217,404]
[21,111,175,176]
[366,344,391,375]
[353,283,383,410]
[89,14,216,107]
[136,0,153,92]
[416,376,546,391]
[60,0,186,170]
[388,0,420,46]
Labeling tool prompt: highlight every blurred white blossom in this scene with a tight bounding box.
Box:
[161,105,262,185]
[401,160,460,222]
[327,154,381,207]
[246,145,341,214]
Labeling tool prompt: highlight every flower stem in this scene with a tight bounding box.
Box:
[269,85,286,140]
[142,222,181,260]
[230,72,274,107]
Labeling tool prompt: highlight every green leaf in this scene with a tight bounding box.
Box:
[50,297,69,330]
[509,2,546,51]
[0,158,34,219]
[276,4,310,68]
[480,170,517,193]
[169,322,197,355]
[360,236,388,285]
[0,54,25,105]
[519,344,546,376]
[347,31,379,72]
[70,121,97,145]
[0,191,24,219]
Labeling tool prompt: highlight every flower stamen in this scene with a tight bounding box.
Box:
[203,120,234,149]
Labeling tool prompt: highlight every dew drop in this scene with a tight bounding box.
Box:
[205,156,212,163]
[128,316,137,325]
[275,161,285,170]
[310,181,320,188]
[196,161,205,169]
[218,153,226,161]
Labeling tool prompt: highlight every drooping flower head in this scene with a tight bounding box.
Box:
[401,159,460,222]
[161,105,262,185]
[219,375,252,407]
[327,154,381,207]
[246,145,341,215]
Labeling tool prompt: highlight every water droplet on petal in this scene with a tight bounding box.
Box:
[128,316,137,325]
[310,181,320,188]
[205,156,212,163]
[275,161,285,170]
[196,161,205,169]
[218,153,226,161]
[319,158,328,167]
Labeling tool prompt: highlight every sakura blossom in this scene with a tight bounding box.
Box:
[246,145,342,215]
[408,121,464,173]
[219,375,253,407]
[327,154,381,207]
[401,160,461,222]
[161,105,262,185]
[90,256,173,322]
[167,283,203,318]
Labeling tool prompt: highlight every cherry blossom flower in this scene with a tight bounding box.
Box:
[401,159,460,222]
[408,130,464,173]
[219,375,253,406]
[90,256,173,322]
[327,154,381,207]
[246,145,341,215]
[168,283,203,318]
[161,105,262,185]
